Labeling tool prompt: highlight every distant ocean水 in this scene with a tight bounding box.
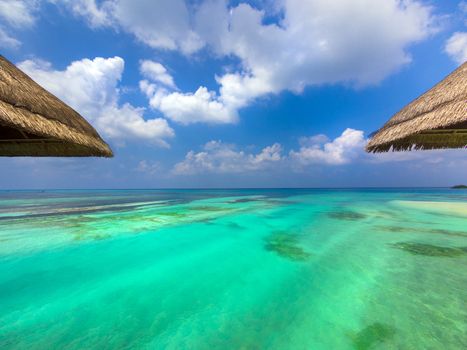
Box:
[0,189,466,349]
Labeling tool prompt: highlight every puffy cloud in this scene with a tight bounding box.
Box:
[139,67,276,125]
[139,60,176,89]
[252,143,283,164]
[209,0,436,88]
[290,129,467,168]
[140,82,237,124]
[290,128,367,165]
[445,32,467,64]
[172,128,378,175]
[140,0,435,124]
[57,1,436,125]
[19,56,174,146]
[216,72,275,110]
[173,141,283,174]
[172,127,467,176]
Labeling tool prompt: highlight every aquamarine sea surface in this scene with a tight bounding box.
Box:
[0,189,466,349]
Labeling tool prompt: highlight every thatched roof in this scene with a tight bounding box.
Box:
[366,62,467,153]
[0,55,113,157]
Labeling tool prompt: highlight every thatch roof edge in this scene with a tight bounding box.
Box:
[0,100,113,157]
[366,99,466,152]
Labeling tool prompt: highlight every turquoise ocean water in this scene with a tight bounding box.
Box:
[0,189,466,349]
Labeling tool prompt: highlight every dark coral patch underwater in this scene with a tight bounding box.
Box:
[391,242,467,257]
[350,322,396,350]
[263,231,312,262]
[228,198,262,203]
[377,226,467,238]
[158,211,188,218]
[189,206,230,212]
[375,226,467,237]
[327,210,367,221]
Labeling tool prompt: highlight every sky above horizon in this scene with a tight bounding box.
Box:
[0,0,466,189]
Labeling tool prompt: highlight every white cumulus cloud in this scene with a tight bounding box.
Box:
[140,82,238,125]
[171,127,467,176]
[19,56,174,147]
[139,60,176,89]
[173,141,283,174]
[445,32,467,64]
[142,0,435,124]
[290,128,367,165]
[56,0,437,125]
[173,128,368,175]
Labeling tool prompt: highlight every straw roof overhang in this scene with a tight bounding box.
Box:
[0,55,113,157]
[366,62,467,153]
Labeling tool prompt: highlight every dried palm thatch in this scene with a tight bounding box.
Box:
[0,55,113,157]
[366,62,467,153]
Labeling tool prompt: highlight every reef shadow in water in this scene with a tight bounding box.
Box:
[228,197,295,205]
[327,211,367,221]
[350,322,396,350]
[263,231,312,262]
[377,226,467,238]
[74,233,112,241]
[0,204,147,222]
[158,211,188,218]
[189,206,230,212]
[228,198,263,204]
[391,242,467,257]
[225,221,244,230]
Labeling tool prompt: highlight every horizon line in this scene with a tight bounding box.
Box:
[0,186,462,191]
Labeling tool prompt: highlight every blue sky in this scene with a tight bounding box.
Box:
[0,0,466,189]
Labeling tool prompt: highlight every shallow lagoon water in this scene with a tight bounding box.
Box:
[0,189,466,349]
